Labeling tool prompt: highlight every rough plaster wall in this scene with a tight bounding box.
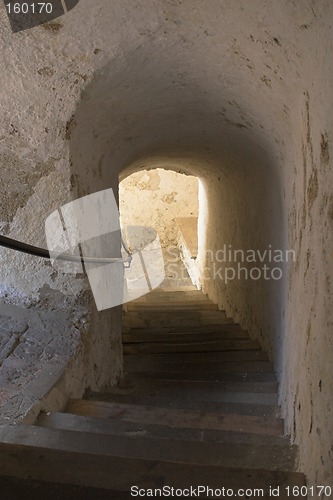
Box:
[197,158,284,362]
[0,0,332,487]
[0,1,126,404]
[119,168,198,248]
[279,67,333,486]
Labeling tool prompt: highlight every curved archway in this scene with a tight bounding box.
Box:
[68,44,285,384]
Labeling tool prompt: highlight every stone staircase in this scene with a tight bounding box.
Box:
[0,287,306,498]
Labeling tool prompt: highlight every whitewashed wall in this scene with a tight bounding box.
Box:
[120,168,198,249]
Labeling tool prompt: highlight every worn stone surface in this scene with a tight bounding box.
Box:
[0,0,332,487]
[0,292,122,425]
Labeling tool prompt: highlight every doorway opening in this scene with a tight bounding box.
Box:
[119,168,200,290]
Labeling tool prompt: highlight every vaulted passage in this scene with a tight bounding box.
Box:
[0,0,332,494]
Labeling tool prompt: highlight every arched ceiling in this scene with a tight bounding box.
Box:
[67,0,326,188]
[69,26,297,184]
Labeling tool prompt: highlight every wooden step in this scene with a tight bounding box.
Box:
[37,412,289,447]
[123,338,260,355]
[66,399,284,436]
[85,392,279,417]
[0,425,305,495]
[30,419,298,472]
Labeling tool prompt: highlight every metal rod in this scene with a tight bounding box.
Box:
[138,250,153,292]
[0,235,132,265]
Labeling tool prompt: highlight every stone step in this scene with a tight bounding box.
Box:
[0,477,116,500]
[123,338,261,355]
[122,310,232,330]
[155,285,197,292]
[116,377,278,395]
[37,412,289,446]
[125,360,274,375]
[132,291,210,302]
[123,309,229,319]
[124,349,270,364]
[127,302,218,311]
[66,399,283,436]
[107,378,278,405]
[124,323,245,335]
[123,370,277,383]
[122,326,250,343]
[33,416,297,472]
[94,387,278,406]
[85,392,279,417]
[0,425,305,495]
